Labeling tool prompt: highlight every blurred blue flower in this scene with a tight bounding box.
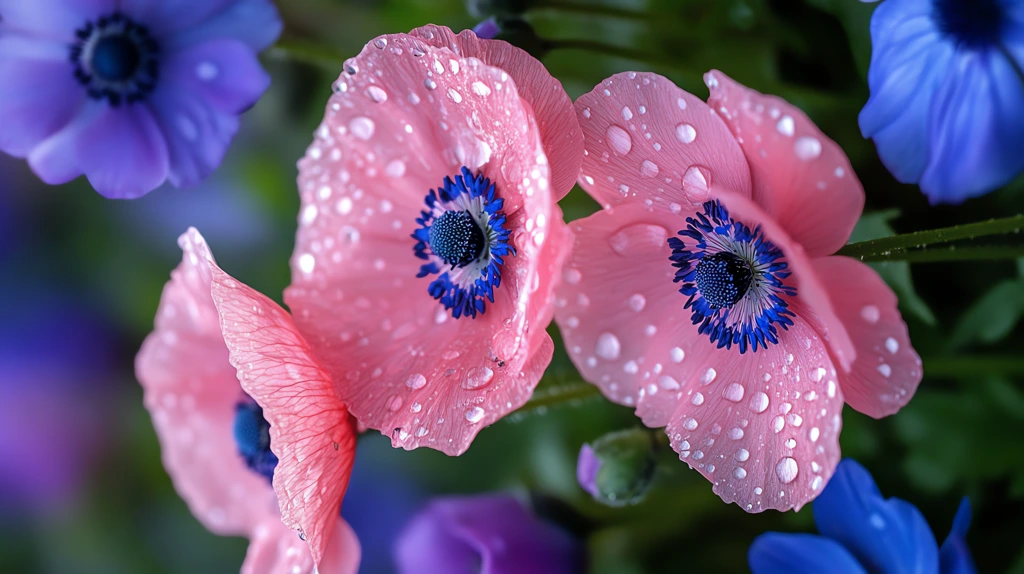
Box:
[859,0,1024,204]
[394,494,584,574]
[576,443,602,498]
[0,289,115,514]
[749,459,976,574]
[0,0,281,199]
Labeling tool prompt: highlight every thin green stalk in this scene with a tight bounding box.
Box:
[855,244,1024,263]
[544,38,685,70]
[269,38,345,71]
[924,355,1024,378]
[838,214,1024,261]
[510,381,602,419]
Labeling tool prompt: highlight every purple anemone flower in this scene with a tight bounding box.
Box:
[860,0,1024,204]
[0,0,282,199]
[394,494,584,574]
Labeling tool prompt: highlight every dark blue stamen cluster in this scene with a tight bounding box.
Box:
[668,200,796,353]
[934,0,1006,48]
[413,167,514,319]
[428,210,485,268]
[71,13,159,106]
[233,398,278,483]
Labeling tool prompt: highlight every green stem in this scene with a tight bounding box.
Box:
[543,38,684,70]
[540,0,654,22]
[855,244,1024,263]
[510,381,602,419]
[838,214,1024,261]
[924,355,1024,378]
[269,38,345,71]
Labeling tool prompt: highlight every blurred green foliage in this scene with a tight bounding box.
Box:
[2,0,1024,573]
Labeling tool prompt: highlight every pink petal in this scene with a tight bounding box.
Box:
[135,228,272,537]
[243,517,360,574]
[704,70,864,257]
[211,266,357,568]
[409,24,584,200]
[287,33,565,455]
[661,310,844,512]
[812,256,923,418]
[573,72,752,210]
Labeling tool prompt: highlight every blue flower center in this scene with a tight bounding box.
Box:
[233,399,278,483]
[694,251,753,309]
[70,13,159,106]
[412,167,514,319]
[668,200,796,354]
[91,35,141,82]
[428,210,486,268]
[934,0,1006,47]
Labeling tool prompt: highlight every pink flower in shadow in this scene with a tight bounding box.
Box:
[286,26,581,455]
[556,71,922,513]
[136,229,359,572]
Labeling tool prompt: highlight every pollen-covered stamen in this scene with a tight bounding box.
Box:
[412,167,515,320]
[428,210,486,268]
[233,399,278,483]
[70,12,160,106]
[695,252,753,309]
[668,200,796,354]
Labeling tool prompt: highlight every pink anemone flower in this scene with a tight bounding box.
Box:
[555,71,922,512]
[286,25,581,455]
[136,229,360,572]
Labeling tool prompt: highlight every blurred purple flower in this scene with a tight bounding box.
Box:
[0,290,115,514]
[860,0,1024,203]
[576,443,601,498]
[394,494,584,574]
[0,0,282,199]
[472,18,502,40]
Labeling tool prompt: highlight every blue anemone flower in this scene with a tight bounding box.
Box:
[749,459,976,574]
[0,0,281,198]
[860,0,1024,204]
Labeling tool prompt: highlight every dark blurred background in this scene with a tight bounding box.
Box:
[1,0,1022,572]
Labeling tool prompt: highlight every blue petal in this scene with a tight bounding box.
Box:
[919,47,1024,203]
[859,0,954,183]
[939,498,978,574]
[813,459,939,574]
[749,533,866,574]
[167,0,283,52]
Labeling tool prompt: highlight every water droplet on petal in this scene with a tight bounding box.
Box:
[861,305,880,324]
[640,160,659,178]
[628,294,646,312]
[465,407,485,423]
[596,333,621,360]
[885,337,899,354]
[606,125,632,155]
[736,448,750,461]
[683,417,698,430]
[462,367,494,389]
[675,123,696,144]
[700,368,717,385]
[405,373,426,389]
[691,392,705,405]
[682,166,710,200]
[723,383,745,402]
[776,115,794,136]
[775,457,799,484]
[670,347,685,363]
[794,136,822,161]
[365,85,387,102]
[349,117,375,140]
[385,395,403,411]
[734,467,747,479]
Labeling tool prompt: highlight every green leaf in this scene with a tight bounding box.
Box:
[847,210,936,325]
[950,280,1024,348]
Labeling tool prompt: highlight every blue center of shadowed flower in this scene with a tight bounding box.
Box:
[428,210,486,268]
[668,200,796,354]
[70,13,159,106]
[694,251,753,309]
[934,0,1006,47]
[233,399,278,483]
[412,167,514,319]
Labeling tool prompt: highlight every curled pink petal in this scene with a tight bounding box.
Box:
[409,24,584,200]
[812,256,923,418]
[705,70,865,257]
[287,33,568,455]
[135,228,272,536]
[243,517,360,574]
[212,265,357,567]
[574,71,752,209]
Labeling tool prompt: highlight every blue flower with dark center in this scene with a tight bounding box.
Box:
[412,167,514,319]
[667,200,796,353]
[0,0,282,198]
[70,12,159,106]
[233,397,278,483]
[860,0,1024,204]
[749,459,976,574]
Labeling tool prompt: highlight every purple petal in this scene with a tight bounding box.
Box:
[28,102,106,185]
[920,49,1024,203]
[163,38,271,114]
[576,443,602,498]
[164,0,282,52]
[118,0,233,38]
[75,105,169,198]
[149,87,239,188]
[0,58,85,157]
[394,495,583,574]
[0,0,113,41]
